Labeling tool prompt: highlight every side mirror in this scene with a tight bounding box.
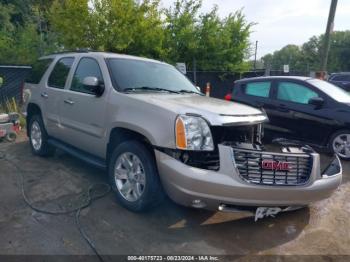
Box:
[308,97,324,108]
[0,76,4,88]
[82,76,104,97]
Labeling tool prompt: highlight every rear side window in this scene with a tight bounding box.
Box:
[48,57,74,89]
[277,82,318,104]
[26,59,53,84]
[244,82,271,98]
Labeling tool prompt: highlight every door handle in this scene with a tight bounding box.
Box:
[41,92,48,99]
[64,99,75,105]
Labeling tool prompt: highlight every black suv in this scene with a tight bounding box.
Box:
[226,76,350,159]
[328,72,350,92]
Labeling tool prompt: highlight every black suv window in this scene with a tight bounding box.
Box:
[71,57,103,94]
[244,81,271,98]
[48,57,74,89]
[277,82,318,104]
[26,58,53,84]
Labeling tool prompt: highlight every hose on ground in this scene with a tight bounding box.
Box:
[0,151,111,262]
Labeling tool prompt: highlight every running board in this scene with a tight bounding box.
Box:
[48,138,107,170]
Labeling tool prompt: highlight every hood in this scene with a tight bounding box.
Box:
[126,93,268,126]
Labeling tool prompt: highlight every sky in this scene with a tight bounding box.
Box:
[160,0,350,59]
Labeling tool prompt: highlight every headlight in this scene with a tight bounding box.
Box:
[175,115,214,151]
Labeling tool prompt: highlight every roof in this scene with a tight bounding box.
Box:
[330,72,350,75]
[235,76,312,83]
[40,51,166,65]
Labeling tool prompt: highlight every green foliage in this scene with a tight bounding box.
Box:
[49,0,90,50]
[164,1,253,71]
[262,31,350,73]
[0,1,56,64]
[262,44,304,71]
[163,0,201,64]
[0,0,254,71]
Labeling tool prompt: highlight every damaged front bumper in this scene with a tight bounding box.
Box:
[155,144,342,211]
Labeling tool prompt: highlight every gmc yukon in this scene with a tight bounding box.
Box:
[23,51,342,215]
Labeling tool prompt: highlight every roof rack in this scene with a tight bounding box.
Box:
[49,49,97,55]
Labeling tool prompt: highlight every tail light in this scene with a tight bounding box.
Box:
[224,93,232,101]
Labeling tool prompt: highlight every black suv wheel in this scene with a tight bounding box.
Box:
[329,130,350,160]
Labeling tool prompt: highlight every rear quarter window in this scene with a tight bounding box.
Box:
[244,81,271,98]
[48,57,74,89]
[26,58,53,84]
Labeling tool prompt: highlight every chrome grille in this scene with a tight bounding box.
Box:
[232,148,313,186]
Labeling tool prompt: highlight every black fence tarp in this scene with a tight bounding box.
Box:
[0,65,31,104]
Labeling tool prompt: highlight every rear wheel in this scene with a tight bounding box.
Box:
[329,130,350,160]
[29,115,55,156]
[108,140,164,212]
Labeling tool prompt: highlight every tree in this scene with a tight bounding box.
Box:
[262,30,350,73]
[327,31,350,72]
[1,0,254,71]
[0,0,56,64]
[261,45,303,72]
[163,0,201,66]
[164,1,253,71]
[49,0,91,50]
[49,0,165,58]
[216,10,253,71]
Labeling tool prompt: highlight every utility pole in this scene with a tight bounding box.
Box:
[253,40,258,71]
[320,0,338,73]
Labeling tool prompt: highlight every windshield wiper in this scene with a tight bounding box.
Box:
[124,86,180,94]
[178,89,203,95]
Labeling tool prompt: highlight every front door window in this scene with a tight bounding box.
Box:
[277,82,318,104]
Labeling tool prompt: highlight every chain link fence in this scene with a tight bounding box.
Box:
[0,66,31,104]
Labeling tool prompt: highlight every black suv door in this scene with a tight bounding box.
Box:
[268,80,332,145]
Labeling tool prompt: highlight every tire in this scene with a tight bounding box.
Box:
[328,129,350,160]
[108,140,164,212]
[28,114,55,157]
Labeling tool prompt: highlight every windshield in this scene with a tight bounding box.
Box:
[107,58,200,94]
[307,79,350,103]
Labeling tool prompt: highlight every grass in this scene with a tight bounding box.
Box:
[0,98,26,127]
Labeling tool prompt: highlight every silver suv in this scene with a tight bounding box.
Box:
[23,51,342,213]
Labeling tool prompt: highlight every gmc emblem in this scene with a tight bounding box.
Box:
[261,160,290,171]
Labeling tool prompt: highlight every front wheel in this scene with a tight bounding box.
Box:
[329,130,350,160]
[108,140,164,212]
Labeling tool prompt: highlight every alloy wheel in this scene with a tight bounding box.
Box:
[30,121,42,151]
[332,133,350,158]
[114,152,146,202]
